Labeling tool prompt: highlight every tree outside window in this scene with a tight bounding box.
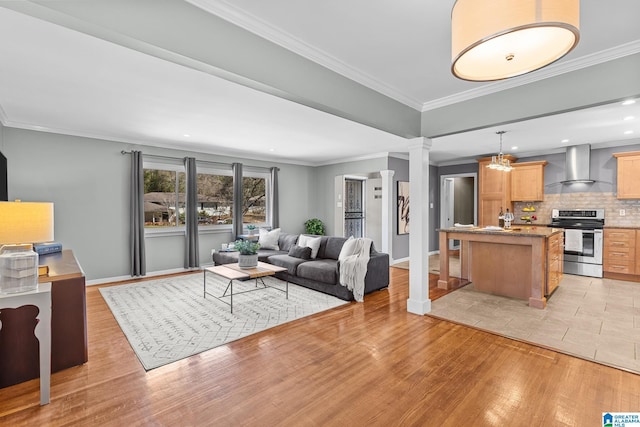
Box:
[143,169,185,227]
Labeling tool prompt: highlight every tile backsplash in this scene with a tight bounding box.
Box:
[513,192,640,227]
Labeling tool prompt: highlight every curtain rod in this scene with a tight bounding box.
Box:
[120,150,278,172]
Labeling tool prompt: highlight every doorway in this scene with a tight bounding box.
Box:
[344,178,365,238]
[440,173,477,250]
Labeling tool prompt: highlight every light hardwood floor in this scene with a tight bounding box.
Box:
[0,269,638,426]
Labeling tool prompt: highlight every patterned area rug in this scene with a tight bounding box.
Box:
[100,273,348,370]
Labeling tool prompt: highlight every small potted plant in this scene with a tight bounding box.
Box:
[234,239,260,269]
[246,224,256,235]
[304,218,325,235]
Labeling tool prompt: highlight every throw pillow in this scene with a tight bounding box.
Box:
[338,236,359,261]
[298,234,322,259]
[288,245,312,260]
[258,228,281,250]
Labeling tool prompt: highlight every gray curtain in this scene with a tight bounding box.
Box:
[270,167,279,229]
[232,162,243,240]
[184,157,199,268]
[130,150,146,276]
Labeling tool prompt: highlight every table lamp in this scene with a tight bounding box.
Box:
[0,201,54,294]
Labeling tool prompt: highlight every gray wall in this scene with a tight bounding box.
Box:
[311,157,388,237]
[3,128,313,281]
[421,53,640,138]
[517,142,640,194]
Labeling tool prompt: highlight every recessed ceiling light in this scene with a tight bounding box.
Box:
[269,148,275,152]
[511,146,518,150]
[624,130,634,135]
[183,134,190,137]
[624,116,635,121]
[622,99,636,106]
[561,139,570,143]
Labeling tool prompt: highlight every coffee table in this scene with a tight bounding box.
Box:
[203,261,288,313]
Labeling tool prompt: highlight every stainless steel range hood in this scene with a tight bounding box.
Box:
[562,144,595,184]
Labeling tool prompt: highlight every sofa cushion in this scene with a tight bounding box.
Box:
[278,233,299,253]
[323,237,348,260]
[298,234,322,259]
[288,245,312,260]
[258,228,280,250]
[296,259,338,285]
[257,249,286,263]
[268,254,309,275]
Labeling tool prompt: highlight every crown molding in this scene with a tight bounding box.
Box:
[186,0,423,110]
[422,40,640,112]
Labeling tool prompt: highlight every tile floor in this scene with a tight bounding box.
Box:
[429,273,640,374]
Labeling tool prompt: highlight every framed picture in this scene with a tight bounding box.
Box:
[397,181,409,234]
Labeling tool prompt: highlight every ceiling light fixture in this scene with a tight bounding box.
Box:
[561,139,570,143]
[451,0,580,81]
[624,116,635,121]
[487,131,513,172]
[624,130,634,135]
[622,100,636,106]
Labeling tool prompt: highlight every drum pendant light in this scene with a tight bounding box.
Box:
[451,0,580,81]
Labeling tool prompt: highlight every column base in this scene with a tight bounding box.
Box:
[407,298,432,315]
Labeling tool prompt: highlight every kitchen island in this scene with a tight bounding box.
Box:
[438,226,564,309]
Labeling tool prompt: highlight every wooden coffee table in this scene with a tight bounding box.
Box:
[203,261,288,313]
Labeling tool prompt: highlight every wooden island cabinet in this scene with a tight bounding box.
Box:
[438,226,564,309]
[0,250,87,389]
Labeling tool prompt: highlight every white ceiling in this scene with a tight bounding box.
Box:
[0,1,639,166]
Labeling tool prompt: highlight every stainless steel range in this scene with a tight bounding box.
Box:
[549,209,605,278]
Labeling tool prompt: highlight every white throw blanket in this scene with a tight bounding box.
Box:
[339,238,372,302]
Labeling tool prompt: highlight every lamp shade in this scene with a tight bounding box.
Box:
[452,0,580,81]
[0,201,54,244]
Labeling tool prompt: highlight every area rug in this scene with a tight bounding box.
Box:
[100,273,348,370]
[428,274,640,375]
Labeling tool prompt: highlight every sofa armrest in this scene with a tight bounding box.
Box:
[337,251,389,293]
[364,252,389,292]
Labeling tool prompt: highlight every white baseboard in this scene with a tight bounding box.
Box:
[86,266,208,286]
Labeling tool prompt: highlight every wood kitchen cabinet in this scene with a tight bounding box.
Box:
[613,151,640,199]
[478,155,516,227]
[546,231,563,295]
[604,228,638,280]
[511,161,547,201]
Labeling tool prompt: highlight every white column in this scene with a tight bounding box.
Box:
[407,137,432,315]
[379,169,394,257]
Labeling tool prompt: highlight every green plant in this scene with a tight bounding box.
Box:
[246,224,256,231]
[304,218,325,235]
[234,239,260,255]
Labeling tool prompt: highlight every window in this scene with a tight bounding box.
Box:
[195,169,233,226]
[143,165,185,228]
[242,174,268,226]
[143,160,272,230]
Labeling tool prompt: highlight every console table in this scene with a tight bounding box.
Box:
[0,250,87,389]
[0,283,51,404]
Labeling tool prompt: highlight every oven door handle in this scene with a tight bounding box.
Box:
[576,230,602,235]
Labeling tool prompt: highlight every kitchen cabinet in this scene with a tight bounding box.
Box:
[613,151,640,199]
[511,161,547,201]
[477,155,516,227]
[604,229,637,279]
[547,231,563,295]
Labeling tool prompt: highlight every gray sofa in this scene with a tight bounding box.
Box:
[212,232,389,301]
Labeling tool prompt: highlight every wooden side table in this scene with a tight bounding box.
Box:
[0,283,52,405]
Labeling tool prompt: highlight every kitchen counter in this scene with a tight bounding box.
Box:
[604,225,640,229]
[438,226,564,309]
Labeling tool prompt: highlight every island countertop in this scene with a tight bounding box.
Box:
[437,225,564,238]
